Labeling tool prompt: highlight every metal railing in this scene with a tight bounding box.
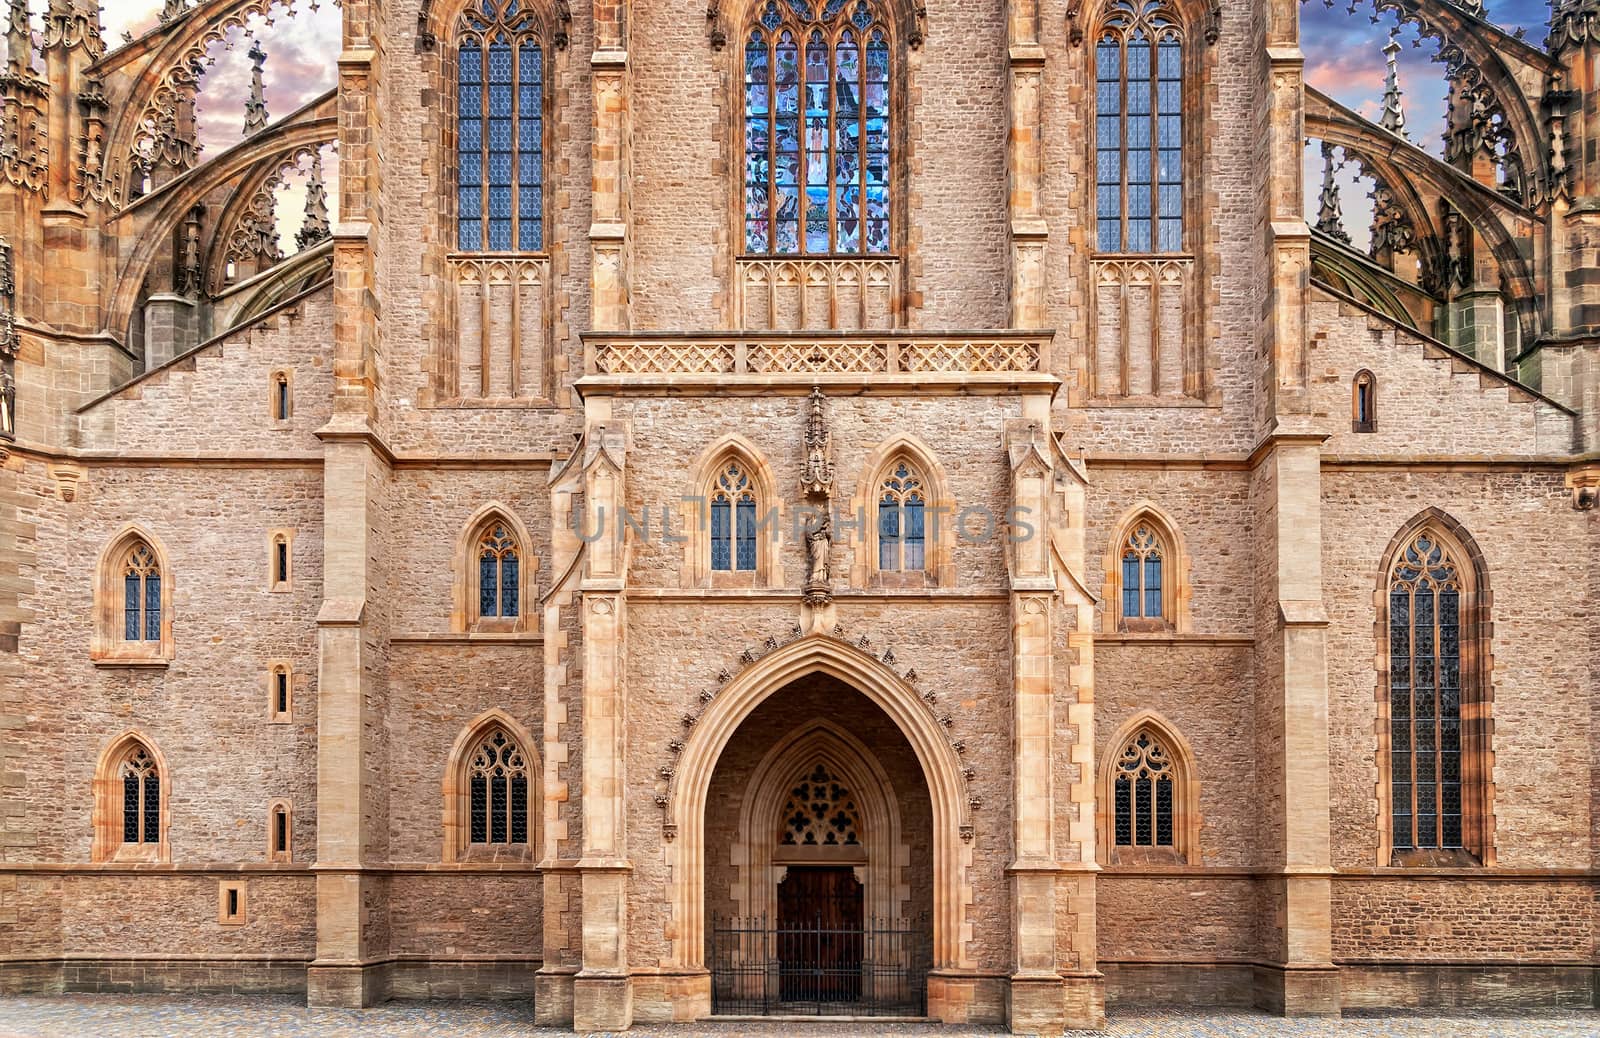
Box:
[709,914,930,1017]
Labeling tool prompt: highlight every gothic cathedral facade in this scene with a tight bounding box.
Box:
[1,0,1599,1032]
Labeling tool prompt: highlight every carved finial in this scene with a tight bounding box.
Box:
[6,0,32,75]
[799,386,834,496]
[1313,142,1350,245]
[158,0,186,25]
[243,38,269,137]
[1379,30,1407,138]
[177,204,204,297]
[296,149,332,250]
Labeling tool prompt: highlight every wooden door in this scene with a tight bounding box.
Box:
[777,866,864,1003]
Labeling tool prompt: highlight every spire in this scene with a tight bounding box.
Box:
[1313,142,1351,245]
[243,38,268,136]
[296,149,332,250]
[1380,29,1407,138]
[6,0,32,75]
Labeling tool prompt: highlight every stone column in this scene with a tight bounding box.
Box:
[308,0,389,1006]
[1251,437,1338,1015]
[590,0,631,333]
[1003,413,1104,1032]
[1006,0,1047,332]
[573,425,633,1031]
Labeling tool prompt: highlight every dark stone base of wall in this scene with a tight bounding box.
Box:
[388,959,539,999]
[62,959,308,995]
[1337,963,1597,1010]
[1106,961,1599,1014]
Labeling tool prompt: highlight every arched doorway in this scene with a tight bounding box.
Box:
[663,635,973,1020]
[703,674,932,1014]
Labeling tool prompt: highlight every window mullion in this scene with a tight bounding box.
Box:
[481,61,491,249]
[510,39,520,253]
[1409,586,1419,844]
[1119,38,1130,253]
[768,33,778,252]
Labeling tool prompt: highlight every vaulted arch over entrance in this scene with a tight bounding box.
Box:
[665,635,972,1018]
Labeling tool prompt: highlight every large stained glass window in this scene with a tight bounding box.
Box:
[710,462,758,572]
[468,729,529,845]
[1095,0,1183,253]
[457,0,544,252]
[1388,531,1463,852]
[744,0,891,255]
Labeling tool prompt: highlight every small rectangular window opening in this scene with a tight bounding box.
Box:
[275,541,288,583]
[274,810,288,854]
[275,670,289,714]
[274,376,290,420]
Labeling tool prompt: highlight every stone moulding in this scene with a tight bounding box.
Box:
[582,330,1052,384]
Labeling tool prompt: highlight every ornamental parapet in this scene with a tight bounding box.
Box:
[580,330,1056,395]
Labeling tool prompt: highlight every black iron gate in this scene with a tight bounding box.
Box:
[709,915,930,1016]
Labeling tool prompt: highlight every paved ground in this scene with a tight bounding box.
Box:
[0,996,1596,1038]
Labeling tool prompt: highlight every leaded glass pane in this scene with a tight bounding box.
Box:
[1135,775,1152,845]
[1143,555,1162,618]
[143,774,159,842]
[491,774,508,843]
[1114,775,1131,845]
[878,500,900,571]
[502,554,519,617]
[711,498,731,572]
[1122,555,1139,616]
[144,574,160,641]
[511,775,528,843]
[904,499,925,571]
[480,553,498,617]
[470,774,488,842]
[125,573,139,641]
[735,498,757,572]
[1155,777,1172,846]
[123,772,140,843]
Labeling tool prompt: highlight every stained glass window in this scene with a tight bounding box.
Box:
[1113,731,1173,847]
[1389,531,1463,851]
[468,729,529,845]
[744,0,891,255]
[457,0,544,253]
[477,521,520,619]
[120,745,160,845]
[1120,523,1164,619]
[122,542,160,642]
[877,460,925,571]
[1096,0,1183,254]
[710,462,758,572]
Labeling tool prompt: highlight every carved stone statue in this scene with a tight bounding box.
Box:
[805,512,831,591]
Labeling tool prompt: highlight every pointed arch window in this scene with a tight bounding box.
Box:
[468,729,529,846]
[478,522,520,619]
[94,734,170,862]
[1095,0,1184,254]
[743,0,892,256]
[456,0,545,253]
[1113,731,1172,848]
[711,462,759,572]
[877,460,925,571]
[1387,530,1464,855]
[123,543,161,642]
[1353,369,1376,433]
[121,746,161,845]
[1120,524,1164,620]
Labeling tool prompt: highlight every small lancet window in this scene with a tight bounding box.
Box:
[710,462,758,572]
[123,543,161,642]
[1113,731,1173,848]
[742,0,892,255]
[1388,531,1464,854]
[1353,370,1376,433]
[1120,524,1164,620]
[477,522,520,619]
[120,746,161,846]
[877,460,925,571]
[456,0,545,252]
[468,730,529,845]
[1095,0,1184,253]
[274,808,288,854]
[272,372,291,420]
[272,535,290,588]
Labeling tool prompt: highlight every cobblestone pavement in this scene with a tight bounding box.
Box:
[0,997,1596,1038]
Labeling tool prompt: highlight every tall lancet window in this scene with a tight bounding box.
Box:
[457,0,545,252]
[1095,0,1183,253]
[743,0,892,255]
[710,462,759,572]
[1388,531,1464,853]
[123,543,162,643]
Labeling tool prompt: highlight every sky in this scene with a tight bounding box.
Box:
[1299,0,1554,249]
[94,1,1562,256]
